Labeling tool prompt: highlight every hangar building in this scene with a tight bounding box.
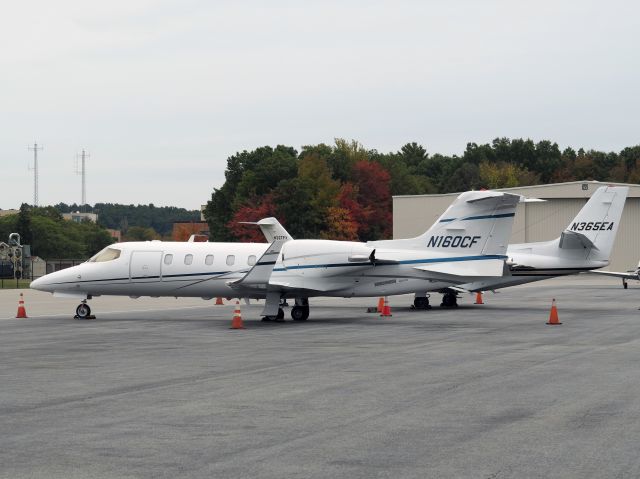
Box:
[393,180,640,271]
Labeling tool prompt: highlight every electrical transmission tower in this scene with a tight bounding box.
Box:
[28,142,43,206]
[75,149,90,208]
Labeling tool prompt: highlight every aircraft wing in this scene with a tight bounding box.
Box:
[268,280,348,293]
[413,258,506,278]
[589,270,640,280]
[227,240,285,291]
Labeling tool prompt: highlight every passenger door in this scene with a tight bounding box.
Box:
[130,251,162,283]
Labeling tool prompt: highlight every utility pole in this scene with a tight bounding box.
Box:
[28,143,43,207]
[75,149,89,208]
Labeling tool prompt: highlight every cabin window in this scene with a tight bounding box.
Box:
[184,254,193,265]
[205,254,214,265]
[226,255,235,266]
[164,254,173,265]
[88,247,121,263]
[248,255,257,266]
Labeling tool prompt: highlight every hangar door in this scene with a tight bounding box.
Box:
[130,251,162,283]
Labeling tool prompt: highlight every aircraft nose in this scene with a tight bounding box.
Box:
[30,275,53,292]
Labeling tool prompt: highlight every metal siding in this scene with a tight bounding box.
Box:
[610,200,640,271]
[523,199,586,243]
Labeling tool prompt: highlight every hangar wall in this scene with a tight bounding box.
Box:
[393,181,640,271]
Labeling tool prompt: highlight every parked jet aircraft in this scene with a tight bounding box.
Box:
[31,190,521,321]
[589,260,640,289]
[436,185,628,306]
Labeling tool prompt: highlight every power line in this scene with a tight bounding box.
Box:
[27,142,43,207]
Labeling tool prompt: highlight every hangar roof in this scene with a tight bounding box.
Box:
[394,180,640,200]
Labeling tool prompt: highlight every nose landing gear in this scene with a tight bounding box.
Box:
[74,300,96,320]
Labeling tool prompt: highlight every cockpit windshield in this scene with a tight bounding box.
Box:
[88,247,121,263]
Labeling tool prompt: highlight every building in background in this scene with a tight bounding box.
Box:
[393,180,640,271]
[63,212,98,223]
[0,209,19,217]
[106,229,122,242]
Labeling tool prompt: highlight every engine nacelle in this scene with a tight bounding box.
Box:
[280,240,373,277]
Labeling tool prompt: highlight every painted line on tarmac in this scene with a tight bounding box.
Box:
[0,304,223,321]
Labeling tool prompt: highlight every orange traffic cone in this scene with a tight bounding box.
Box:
[16,293,28,318]
[546,298,562,325]
[377,297,384,313]
[230,301,245,329]
[380,296,392,317]
[474,292,484,304]
[215,297,224,305]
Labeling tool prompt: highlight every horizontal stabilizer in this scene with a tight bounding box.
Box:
[239,217,293,242]
[414,258,505,277]
[559,230,598,250]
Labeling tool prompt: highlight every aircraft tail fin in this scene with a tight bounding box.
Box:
[560,186,628,262]
[239,217,293,242]
[370,190,521,256]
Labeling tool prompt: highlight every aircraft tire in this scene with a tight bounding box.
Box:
[291,306,309,321]
[413,297,431,310]
[75,303,91,319]
[440,293,458,308]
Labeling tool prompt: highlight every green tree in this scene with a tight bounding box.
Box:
[15,203,32,245]
[124,226,160,241]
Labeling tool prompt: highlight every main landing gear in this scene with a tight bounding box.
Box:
[261,297,310,322]
[262,308,285,322]
[440,291,459,308]
[74,300,96,320]
[291,298,310,321]
[412,294,431,310]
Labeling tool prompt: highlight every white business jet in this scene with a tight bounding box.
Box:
[31,190,521,321]
[436,185,628,304]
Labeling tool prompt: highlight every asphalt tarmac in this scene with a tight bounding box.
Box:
[1,275,639,479]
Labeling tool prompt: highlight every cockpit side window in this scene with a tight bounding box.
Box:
[88,247,121,263]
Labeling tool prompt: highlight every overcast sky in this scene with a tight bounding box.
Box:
[1,0,639,209]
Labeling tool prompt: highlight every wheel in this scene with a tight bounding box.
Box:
[623,280,628,289]
[291,306,310,321]
[440,293,458,308]
[75,303,91,319]
[413,296,431,310]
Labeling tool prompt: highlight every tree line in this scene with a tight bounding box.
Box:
[0,204,113,259]
[204,138,640,242]
[55,202,201,238]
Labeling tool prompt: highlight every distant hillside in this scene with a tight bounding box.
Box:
[54,203,201,236]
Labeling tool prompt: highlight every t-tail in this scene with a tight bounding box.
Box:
[370,190,522,257]
[558,186,628,264]
[505,185,628,275]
